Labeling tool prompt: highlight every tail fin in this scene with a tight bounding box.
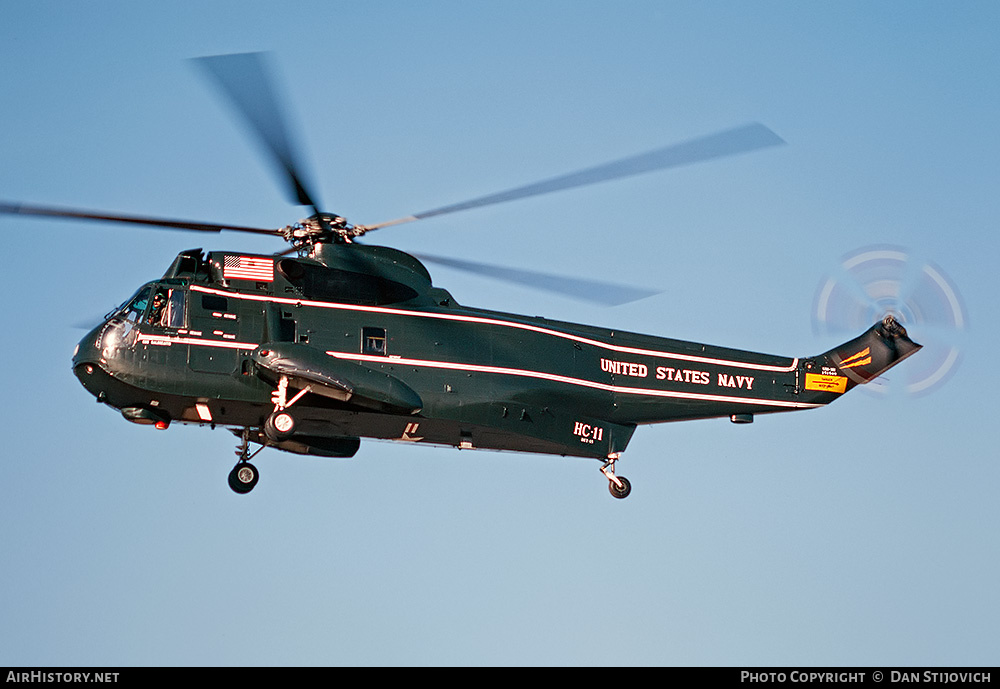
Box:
[809,316,922,394]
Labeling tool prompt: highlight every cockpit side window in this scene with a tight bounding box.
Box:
[147,290,167,325]
[145,287,186,328]
[164,288,186,328]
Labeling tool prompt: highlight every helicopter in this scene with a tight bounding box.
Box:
[0,53,922,498]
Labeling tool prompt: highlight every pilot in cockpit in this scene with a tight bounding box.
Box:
[147,291,167,326]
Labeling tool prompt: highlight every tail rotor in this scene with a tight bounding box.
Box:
[811,245,967,396]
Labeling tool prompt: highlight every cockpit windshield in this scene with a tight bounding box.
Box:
[117,285,152,323]
[110,283,185,329]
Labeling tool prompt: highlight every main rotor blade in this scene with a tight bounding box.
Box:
[0,201,278,235]
[365,123,784,231]
[193,52,322,213]
[414,252,660,306]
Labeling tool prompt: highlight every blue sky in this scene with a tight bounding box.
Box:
[1,1,997,666]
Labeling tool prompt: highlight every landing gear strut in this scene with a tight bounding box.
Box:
[229,429,264,494]
[602,454,631,499]
[264,374,308,442]
[227,376,310,494]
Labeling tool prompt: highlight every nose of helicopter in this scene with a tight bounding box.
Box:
[72,323,112,401]
[72,318,107,363]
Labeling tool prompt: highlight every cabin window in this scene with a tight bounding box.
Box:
[278,313,297,342]
[201,294,228,311]
[362,327,387,356]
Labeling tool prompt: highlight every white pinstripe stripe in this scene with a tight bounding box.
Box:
[140,330,820,409]
[189,284,799,372]
[139,334,256,349]
[327,351,821,410]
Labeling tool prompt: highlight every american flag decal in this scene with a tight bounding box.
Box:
[223,255,274,281]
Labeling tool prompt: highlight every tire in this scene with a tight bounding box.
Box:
[264,411,296,442]
[228,462,259,494]
[608,476,631,499]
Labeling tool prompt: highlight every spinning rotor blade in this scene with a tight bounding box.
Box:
[193,52,322,213]
[365,123,785,231]
[812,245,967,396]
[0,201,278,236]
[413,252,660,306]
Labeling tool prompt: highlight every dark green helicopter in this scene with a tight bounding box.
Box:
[0,54,921,498]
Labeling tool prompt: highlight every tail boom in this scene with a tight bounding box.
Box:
[806,315,922,396]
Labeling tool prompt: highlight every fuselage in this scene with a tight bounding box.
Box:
[71,247,857,461]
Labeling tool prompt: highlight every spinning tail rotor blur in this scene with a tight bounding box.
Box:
[811,245,967,396]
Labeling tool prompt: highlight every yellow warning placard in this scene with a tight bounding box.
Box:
[805,373,847,393]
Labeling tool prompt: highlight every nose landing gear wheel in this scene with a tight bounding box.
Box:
[228,462,259,494]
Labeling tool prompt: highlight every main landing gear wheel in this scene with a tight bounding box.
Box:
[230,428,265,494]
[228,462,259,494]
[264,410,296,442]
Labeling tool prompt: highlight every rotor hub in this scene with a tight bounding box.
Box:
[281,212,366,247]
